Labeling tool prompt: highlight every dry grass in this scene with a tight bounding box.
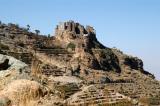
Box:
[31,58,42,77]
[19,100,39,106]
[0,69,17,90]
[31,58,48,84]
[0,79,43,106]
[138,98,149,106]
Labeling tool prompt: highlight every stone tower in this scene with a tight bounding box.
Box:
[54,20,103,49]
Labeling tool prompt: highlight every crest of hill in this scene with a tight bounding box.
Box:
[0,20,154,78]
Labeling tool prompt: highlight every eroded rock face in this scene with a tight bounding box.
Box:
[124,57,143,71]
[93,48,121,72]
[112,48,154,78]
[54,21,121,72]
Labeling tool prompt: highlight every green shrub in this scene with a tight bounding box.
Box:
[67,43,76,50]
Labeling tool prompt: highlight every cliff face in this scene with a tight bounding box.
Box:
[52,21,154,77]
[53,21,120,73]
[0,21,159,105]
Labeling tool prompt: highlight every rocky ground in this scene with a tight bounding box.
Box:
[0,21,160,106]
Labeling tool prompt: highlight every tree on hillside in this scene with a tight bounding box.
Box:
[35,30,40,35]
[48,34,51,38]
[26,24,30,31]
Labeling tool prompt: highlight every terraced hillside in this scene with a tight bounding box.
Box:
[0,21,160,106]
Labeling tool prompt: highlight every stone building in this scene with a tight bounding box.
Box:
[55,20,96,36]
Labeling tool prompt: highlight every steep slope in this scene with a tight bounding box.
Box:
[54,21,121,72]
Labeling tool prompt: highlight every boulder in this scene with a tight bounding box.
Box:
[0,54,31,91]
[0,54,28,72]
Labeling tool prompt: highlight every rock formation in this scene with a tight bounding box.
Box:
[54,21,121,73]
[0,20,159,105]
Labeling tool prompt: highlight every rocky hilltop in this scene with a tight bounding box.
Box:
[0,21,160,106]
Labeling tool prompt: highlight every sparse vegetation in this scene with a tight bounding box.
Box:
[26,24,30,31]
[35,29,40,35]
[67,42,76,50]
[48,34,51,38]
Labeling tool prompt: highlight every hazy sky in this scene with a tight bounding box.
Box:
[0,0,160,79]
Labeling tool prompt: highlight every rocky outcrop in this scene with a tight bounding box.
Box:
[0,54,30,90]
[124,56,143,71]
[54,21,121,72]
[0,54,29,73]
[112,48,154,78]
[92,48,121,72]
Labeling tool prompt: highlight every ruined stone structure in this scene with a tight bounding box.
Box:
[55,20,94,35]
[54,21,98,49]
